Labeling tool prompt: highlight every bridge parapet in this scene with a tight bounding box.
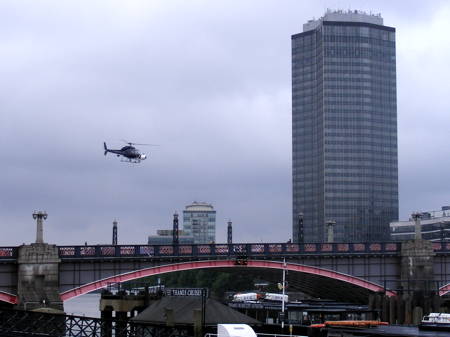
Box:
[431,241,450,252]
[5,241,450,261]
[0,247,17,260]
[56,242,402,259]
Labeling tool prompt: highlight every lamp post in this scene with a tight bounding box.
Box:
[32,211,47,244]
[112,220,118,245]
[227,220,232,244]
[172,212,179,245]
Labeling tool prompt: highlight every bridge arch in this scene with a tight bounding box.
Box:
[439,283,450,296]
[0,290,18,305]
[60,259,396,302]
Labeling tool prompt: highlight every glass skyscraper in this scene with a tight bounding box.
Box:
[292,10,398,243]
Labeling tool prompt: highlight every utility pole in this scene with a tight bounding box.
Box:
[32,211,47,244]
[281,258,287,329]
[112,220,118,245]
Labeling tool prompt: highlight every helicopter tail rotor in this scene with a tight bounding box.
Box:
[104,142,108,156]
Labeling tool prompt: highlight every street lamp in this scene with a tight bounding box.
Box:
[32,211,47,244]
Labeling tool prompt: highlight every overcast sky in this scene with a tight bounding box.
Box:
[0,0,449,246]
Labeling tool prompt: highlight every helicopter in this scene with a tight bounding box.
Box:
[103,141,151,163]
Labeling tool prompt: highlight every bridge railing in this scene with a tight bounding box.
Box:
[432,242,450,252]
[0,308,189,337]
[3,241,450,261]
[0,247,17,260]
[56,242,403,259]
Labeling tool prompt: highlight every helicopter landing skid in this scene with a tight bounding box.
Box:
[120,159,141,164]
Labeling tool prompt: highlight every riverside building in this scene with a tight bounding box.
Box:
[292,10,398,243]
[390,206,450,242]
[147,229,193,245]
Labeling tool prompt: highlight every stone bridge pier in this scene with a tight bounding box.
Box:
[17,243,62,311]
[16,211,63,311]
[396,214,440,324]
[377,213,443,325]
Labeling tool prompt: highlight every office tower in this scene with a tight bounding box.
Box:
[183,202,216,244]
[292,10,398,242]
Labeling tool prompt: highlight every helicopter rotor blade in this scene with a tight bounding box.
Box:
[121,139,132,145]
[133,143,159,146]
[120,139,159,146]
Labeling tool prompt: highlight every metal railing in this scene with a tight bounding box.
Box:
[56,242,402,259]
[0,247,17,260]
[0,308,190,337]
[1,241,449,261]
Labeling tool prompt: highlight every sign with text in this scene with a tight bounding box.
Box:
[164,288,208,297]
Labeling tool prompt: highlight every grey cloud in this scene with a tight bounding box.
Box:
[1,0,449,246]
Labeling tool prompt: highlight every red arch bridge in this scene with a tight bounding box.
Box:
[1,241,450,306]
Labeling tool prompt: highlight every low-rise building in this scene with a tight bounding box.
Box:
[390,206,450,241]
[148,229,193,245]
[148,201,216,245]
